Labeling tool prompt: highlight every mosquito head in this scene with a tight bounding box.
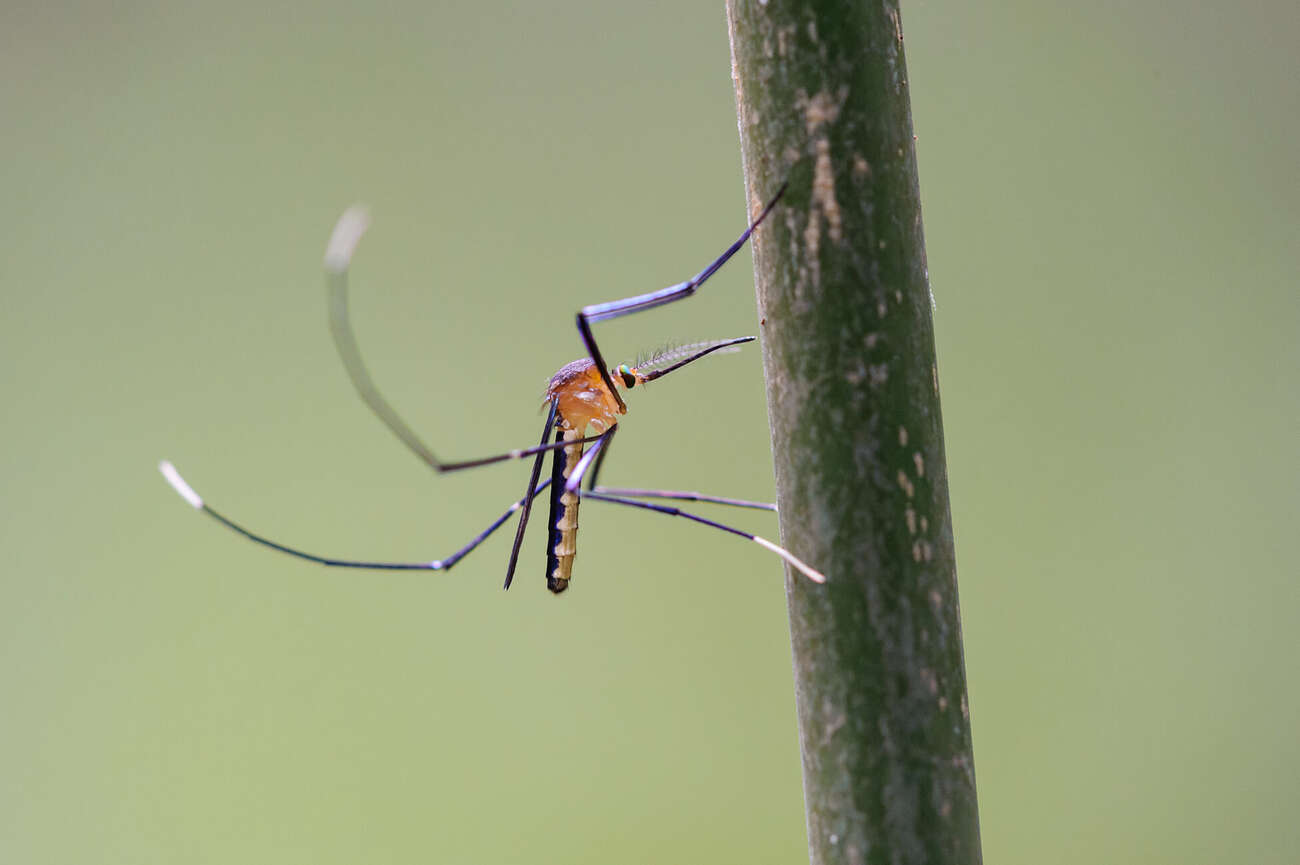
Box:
[614,363,644,390]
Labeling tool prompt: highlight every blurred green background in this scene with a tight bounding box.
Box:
[2,1,1295,862]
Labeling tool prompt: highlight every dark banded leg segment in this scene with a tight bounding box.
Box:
[158,460,552,573]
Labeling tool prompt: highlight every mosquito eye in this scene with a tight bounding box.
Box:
[618,366,637,389]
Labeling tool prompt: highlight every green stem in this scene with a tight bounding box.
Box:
[726,2,981,863]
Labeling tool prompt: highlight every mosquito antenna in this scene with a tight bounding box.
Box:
[633,338,744,370]
[632,336,755,384]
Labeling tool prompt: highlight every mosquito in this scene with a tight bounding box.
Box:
[159,182,824,593]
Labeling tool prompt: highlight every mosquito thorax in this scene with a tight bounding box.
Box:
[545,357,624,433]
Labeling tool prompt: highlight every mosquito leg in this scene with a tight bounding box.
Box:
[580,488,824,584]
[437,435,603,473]
[325,207,446,468]
[560,425,616,495]
[574,182,788,407]
[325,207,601,475]
[158,460,551,572]
[584,424,616,491]
[580,183,788,324]
[440,479,551,570]
[559,425,615,494]
[588,487,776,511]
[501,400,558,590]
[575,314,625,413]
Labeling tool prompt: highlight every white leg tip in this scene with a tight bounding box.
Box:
[159,460,204,509]
[753,535,826,584]
[324,205,371,273]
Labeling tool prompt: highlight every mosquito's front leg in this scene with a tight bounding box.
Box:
[573,182,788,411]
[501,400,559,590]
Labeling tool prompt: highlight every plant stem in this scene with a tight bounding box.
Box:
[726,2,981,862]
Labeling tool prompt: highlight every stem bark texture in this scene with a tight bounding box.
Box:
[727,2,982,862]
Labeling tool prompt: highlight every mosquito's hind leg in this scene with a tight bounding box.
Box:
[588,487,775,511]
[581,488,824,584]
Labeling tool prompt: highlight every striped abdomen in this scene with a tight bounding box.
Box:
[545,426,584,593]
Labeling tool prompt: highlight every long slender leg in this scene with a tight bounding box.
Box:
[435,435,603,473]
[158,460,551,572]
[579,430,774,510]
[578,419,771,508]
[585,424,616,491]
[580,488,824,584]
[563,425,616,494]
[501,400,557,590]
[589,487,776,511]
[325,207,600,474]
[575,182,787,408]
